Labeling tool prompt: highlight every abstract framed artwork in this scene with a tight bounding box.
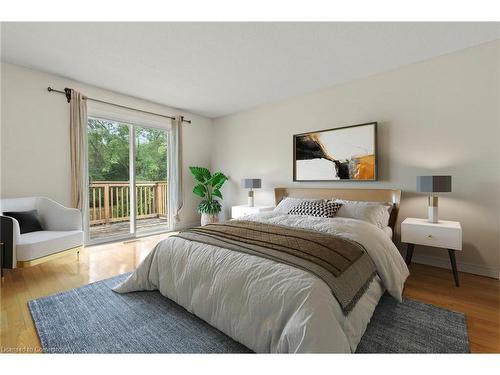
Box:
[293,122,377,181]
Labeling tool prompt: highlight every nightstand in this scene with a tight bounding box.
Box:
[231,205,274,219]
[401,217,462,286]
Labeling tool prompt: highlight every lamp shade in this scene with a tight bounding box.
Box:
[417,175,452,193]
[241,178,261,189]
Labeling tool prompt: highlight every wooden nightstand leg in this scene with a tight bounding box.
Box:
[405,243,415,265]
[448,249,460,286]
[448,249,460,287]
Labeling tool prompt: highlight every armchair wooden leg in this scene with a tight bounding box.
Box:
[76,246,83,261]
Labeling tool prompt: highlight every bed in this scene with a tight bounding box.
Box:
[114,187,409,353]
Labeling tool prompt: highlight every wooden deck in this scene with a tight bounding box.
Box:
[89,217,169,240]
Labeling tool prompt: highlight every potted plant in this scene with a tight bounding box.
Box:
[189,166,228,226]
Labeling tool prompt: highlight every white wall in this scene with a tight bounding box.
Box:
[0,63,213,230]
[212,41,500,278]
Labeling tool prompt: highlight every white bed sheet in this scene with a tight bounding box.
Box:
[382,226,393,239]
[114,212,408,353]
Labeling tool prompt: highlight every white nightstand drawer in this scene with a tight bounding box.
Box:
[401,219,462,250]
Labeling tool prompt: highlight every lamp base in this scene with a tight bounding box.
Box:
[428,206,438,223]
[248,190,254,207]
[428,196,438,223]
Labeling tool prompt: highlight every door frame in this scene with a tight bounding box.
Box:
[84,110,172,246]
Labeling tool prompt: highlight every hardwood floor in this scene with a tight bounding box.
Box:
[0,232,174,353]
[1,234,499,353]
[404,263,499,353]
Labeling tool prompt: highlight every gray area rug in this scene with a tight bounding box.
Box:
[355,293,469,353]
[29,273,469,353]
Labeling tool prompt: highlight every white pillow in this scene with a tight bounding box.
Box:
[274,197,322,214]
[333,199,392,228]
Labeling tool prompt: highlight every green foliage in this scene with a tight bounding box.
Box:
[212,189,223,199]
[197,200,222,215]
[209,172,227,190]
[136,127,168,181]
[189,166,228,214]
[193,184,207,198]
[189,167,211,184]
[88,118,168,182]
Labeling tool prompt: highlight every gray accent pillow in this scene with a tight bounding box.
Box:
[4,210,43,234]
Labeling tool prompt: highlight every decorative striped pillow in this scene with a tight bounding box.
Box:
[288,200,342,218]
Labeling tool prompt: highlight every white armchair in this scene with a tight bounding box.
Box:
[0,197,83,268]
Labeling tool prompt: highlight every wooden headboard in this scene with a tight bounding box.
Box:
[274,187,402,232]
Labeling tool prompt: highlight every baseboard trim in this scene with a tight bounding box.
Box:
[408,252,499,279]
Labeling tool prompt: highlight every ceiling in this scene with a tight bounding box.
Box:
[1,22,499,118]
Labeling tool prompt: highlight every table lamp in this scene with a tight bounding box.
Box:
[241,178,261,207]
[417,175,452,223]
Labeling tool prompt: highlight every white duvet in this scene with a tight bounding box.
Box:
[114,212,409,353]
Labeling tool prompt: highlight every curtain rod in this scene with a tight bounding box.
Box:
[47,86,191,124]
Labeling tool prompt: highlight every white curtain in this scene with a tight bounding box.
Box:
[170,115,183,223]
[69,90,87,209]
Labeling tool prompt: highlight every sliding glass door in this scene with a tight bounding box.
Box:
[87,118,131,241]
[135,126,169,235]
[87,117,169,243]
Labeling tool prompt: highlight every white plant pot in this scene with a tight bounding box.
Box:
[201,213,219,226]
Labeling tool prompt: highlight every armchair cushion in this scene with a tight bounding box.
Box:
[37,198,82,231]
[16,230,83,262]
[3,210,43,234]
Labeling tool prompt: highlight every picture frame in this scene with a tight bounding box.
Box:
[293,122,377,181]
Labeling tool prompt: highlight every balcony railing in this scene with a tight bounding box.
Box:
[89,181,168,225]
